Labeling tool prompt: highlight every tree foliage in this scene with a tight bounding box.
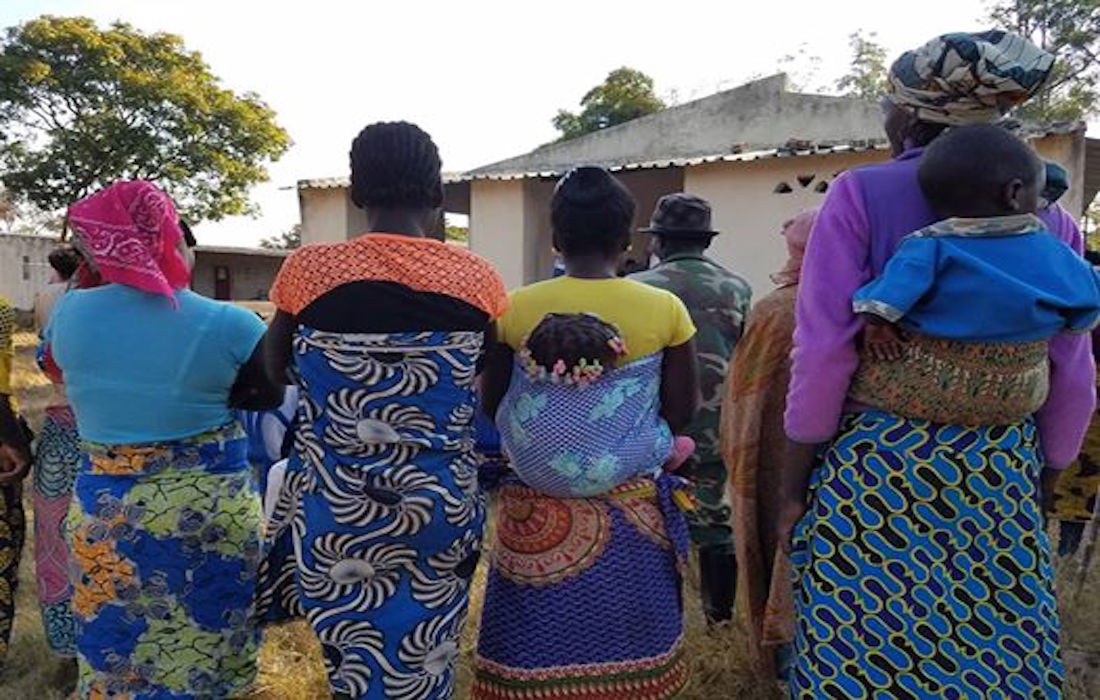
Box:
[0,16,290,224]
[0,188,61,235]
[990,0,1100,122]
[444,224,468,245]
[553,67,666,141]
[836,31,889,101]
[260,224,301,250]
[779,43,826,93]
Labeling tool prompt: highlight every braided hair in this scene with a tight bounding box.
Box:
[551,166,636,258]
[525,313,623,374]
[349,122,444,210]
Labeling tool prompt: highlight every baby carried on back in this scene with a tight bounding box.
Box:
[850,124,1100,424]
[497,312,692,497]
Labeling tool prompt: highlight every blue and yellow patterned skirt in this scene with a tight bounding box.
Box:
[68,423,262,699]
[789,412,1063,698]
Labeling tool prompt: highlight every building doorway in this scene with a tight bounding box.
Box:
[214,265,231,300]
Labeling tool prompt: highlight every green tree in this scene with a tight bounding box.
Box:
[553,67,666,141]
[260,224,301,250]
[990,0,1100,122]
[835,30,889,101]
[0,16,290,225]
[0,189,60,235]
[444,224,468,245]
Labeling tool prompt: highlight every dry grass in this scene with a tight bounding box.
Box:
[1060,522,1100,699]
[0,330,1096,699]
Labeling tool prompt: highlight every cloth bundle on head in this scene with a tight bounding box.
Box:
[67,181,191,301]
[888,30,1054,126]
[771,209,816,287]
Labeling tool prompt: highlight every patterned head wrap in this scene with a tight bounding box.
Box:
[67,181,191,302]
[887,30,1054,126]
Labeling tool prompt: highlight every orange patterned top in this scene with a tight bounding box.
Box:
[269,234,508,319]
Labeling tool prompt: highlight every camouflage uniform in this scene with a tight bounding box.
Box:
[633,255,751,547]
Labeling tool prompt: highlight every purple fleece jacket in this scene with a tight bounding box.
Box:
[785,148,1096,468]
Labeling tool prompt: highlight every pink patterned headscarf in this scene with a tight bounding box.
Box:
[771,209,816,287]
[67,181,191,301]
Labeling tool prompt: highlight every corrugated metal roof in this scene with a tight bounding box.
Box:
[466,140,891,181]
[297,141,891,189]
[297,176,348,190]
[299,172,467,190]
[194,245,291,258]
[1004,119,1084,139]
[295,122,1087,190]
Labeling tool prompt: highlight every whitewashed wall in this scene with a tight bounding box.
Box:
[0,235,61,311]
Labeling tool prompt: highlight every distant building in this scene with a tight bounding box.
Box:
[0,234,59,311]
[0,235,287,313]
[190,245,288,302]
[297,74,1100,294]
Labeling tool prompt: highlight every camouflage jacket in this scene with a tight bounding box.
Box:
[632,254,752,464]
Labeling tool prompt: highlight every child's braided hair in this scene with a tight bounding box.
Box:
[522,313,627,385]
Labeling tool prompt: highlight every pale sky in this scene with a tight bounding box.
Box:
[4,0,996,246]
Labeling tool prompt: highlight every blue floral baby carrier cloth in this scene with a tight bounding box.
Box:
[498,353,673,497]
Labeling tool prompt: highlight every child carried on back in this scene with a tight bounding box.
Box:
[499,312,693,497]
[850,124,1100,424]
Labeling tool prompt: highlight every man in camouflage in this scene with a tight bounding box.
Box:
[633,193,751,623]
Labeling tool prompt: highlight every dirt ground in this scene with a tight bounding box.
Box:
[1,331,1095,699]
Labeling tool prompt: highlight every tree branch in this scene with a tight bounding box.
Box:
[24,104,63,132]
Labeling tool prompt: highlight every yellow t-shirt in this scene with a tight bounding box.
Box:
[0,297,13,395]
[498,277,696,362]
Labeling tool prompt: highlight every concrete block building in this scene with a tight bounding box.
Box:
[298,74,1100,295]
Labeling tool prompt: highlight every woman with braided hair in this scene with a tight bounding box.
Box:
[261,121,507,699]
[474,166,699,699]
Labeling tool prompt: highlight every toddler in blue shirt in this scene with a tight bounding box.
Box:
[854,124,1100,360]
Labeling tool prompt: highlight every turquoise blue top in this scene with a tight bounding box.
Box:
[49,285,267,444]
[853,214,1100,343]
